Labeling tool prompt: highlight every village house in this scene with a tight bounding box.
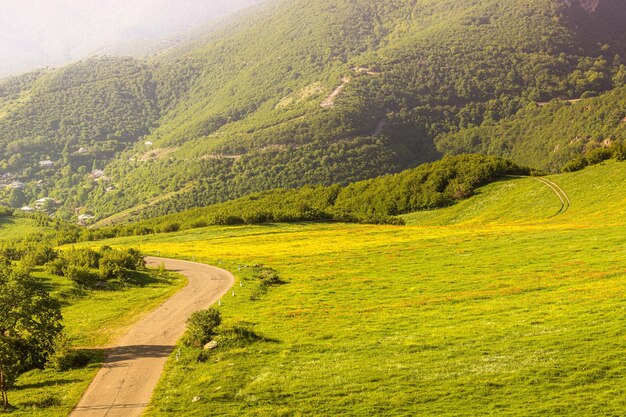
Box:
[34,197,56,210]
[39,160,54,168]
[77,213,96,225]
[90,169,105,179]
[20,206,34,213]
[8,181,25,189]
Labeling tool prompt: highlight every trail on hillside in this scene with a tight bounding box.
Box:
[373,118,386,136]
[536,177,571,216]
[320,77,350,107]
[69,257,234,417]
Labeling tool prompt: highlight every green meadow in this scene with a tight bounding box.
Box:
[81,160,626,416]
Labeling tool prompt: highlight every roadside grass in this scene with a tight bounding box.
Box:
[2,267,186,416]
[89,161,626,415]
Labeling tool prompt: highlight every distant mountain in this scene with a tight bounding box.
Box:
[0,0,262,77]
[1,0,625,223]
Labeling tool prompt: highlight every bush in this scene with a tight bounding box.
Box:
[63,248,101,269]
[562,156,588,173]
[161,223,180,233]
[585,148,612,165]
[47,334,92,371]
[0,245,22,261]
[259,268,282,286]
[45,258,68,276]
[612,142,626,161]
[182,308,222,348]
[98,248,144,280]
[20,244,57,266]
[65,265,100,287]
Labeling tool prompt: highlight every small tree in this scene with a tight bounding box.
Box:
[0,257,62,409]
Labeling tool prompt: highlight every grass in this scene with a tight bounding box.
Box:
[76,160,626,415]
[2,266,186,416]
[0,216,46,242]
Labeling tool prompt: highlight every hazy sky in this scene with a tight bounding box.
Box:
[0,0,261,77]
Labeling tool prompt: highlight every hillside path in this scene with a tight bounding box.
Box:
[536,177,571,216]
[69,257,234,417]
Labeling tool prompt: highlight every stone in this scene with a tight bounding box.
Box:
[203,340,218,350]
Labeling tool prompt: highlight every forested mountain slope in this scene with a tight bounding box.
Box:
[1,0,625,222]
[436,85,626,171]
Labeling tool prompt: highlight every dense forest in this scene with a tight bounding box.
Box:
[1,0,626,223]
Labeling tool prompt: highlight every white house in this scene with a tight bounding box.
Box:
[20,206,34,212]
[39,160,54,168]
[77,147,88,154]
[90,169,105,179]
[9,181,25,189]
[77,214,96,225]
[35,197,55,210]
[145,141,153,147]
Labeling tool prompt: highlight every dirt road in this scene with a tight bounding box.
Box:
[536,177,571,216]
[69,257,234,417]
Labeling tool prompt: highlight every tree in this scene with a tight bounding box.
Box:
[0,257,62,409]
[7,189,26,209]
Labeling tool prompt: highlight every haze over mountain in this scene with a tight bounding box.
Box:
[0,0,262,77]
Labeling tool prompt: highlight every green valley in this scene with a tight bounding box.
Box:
[67,159,626,416]
[2,1,626,415]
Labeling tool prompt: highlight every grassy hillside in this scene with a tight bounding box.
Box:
[2,0,626,222]
[83,159,626,415]
[0,216,46,242]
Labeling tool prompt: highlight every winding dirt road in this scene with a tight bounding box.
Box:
[69,257,234,417]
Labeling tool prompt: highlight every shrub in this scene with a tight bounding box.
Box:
[65,265,99,287]
[63,248,101,269]
[562,156,588,173]
[45,258,68,276]
[161,222,180,233]
[98,248,144,280]
[47,334,92,371]
[612,142,626,161]
[585,148,613,165]
[259,268,282,286]
[182,308,222,348]
[0,245,22,261]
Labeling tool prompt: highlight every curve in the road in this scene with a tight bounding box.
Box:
[69,257,234,417]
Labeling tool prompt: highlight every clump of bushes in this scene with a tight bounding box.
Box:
[44,246,145,288]
[562,156,589,173]
[182,308,222,348]
[562,142,626,173]
[0,243,57,264]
